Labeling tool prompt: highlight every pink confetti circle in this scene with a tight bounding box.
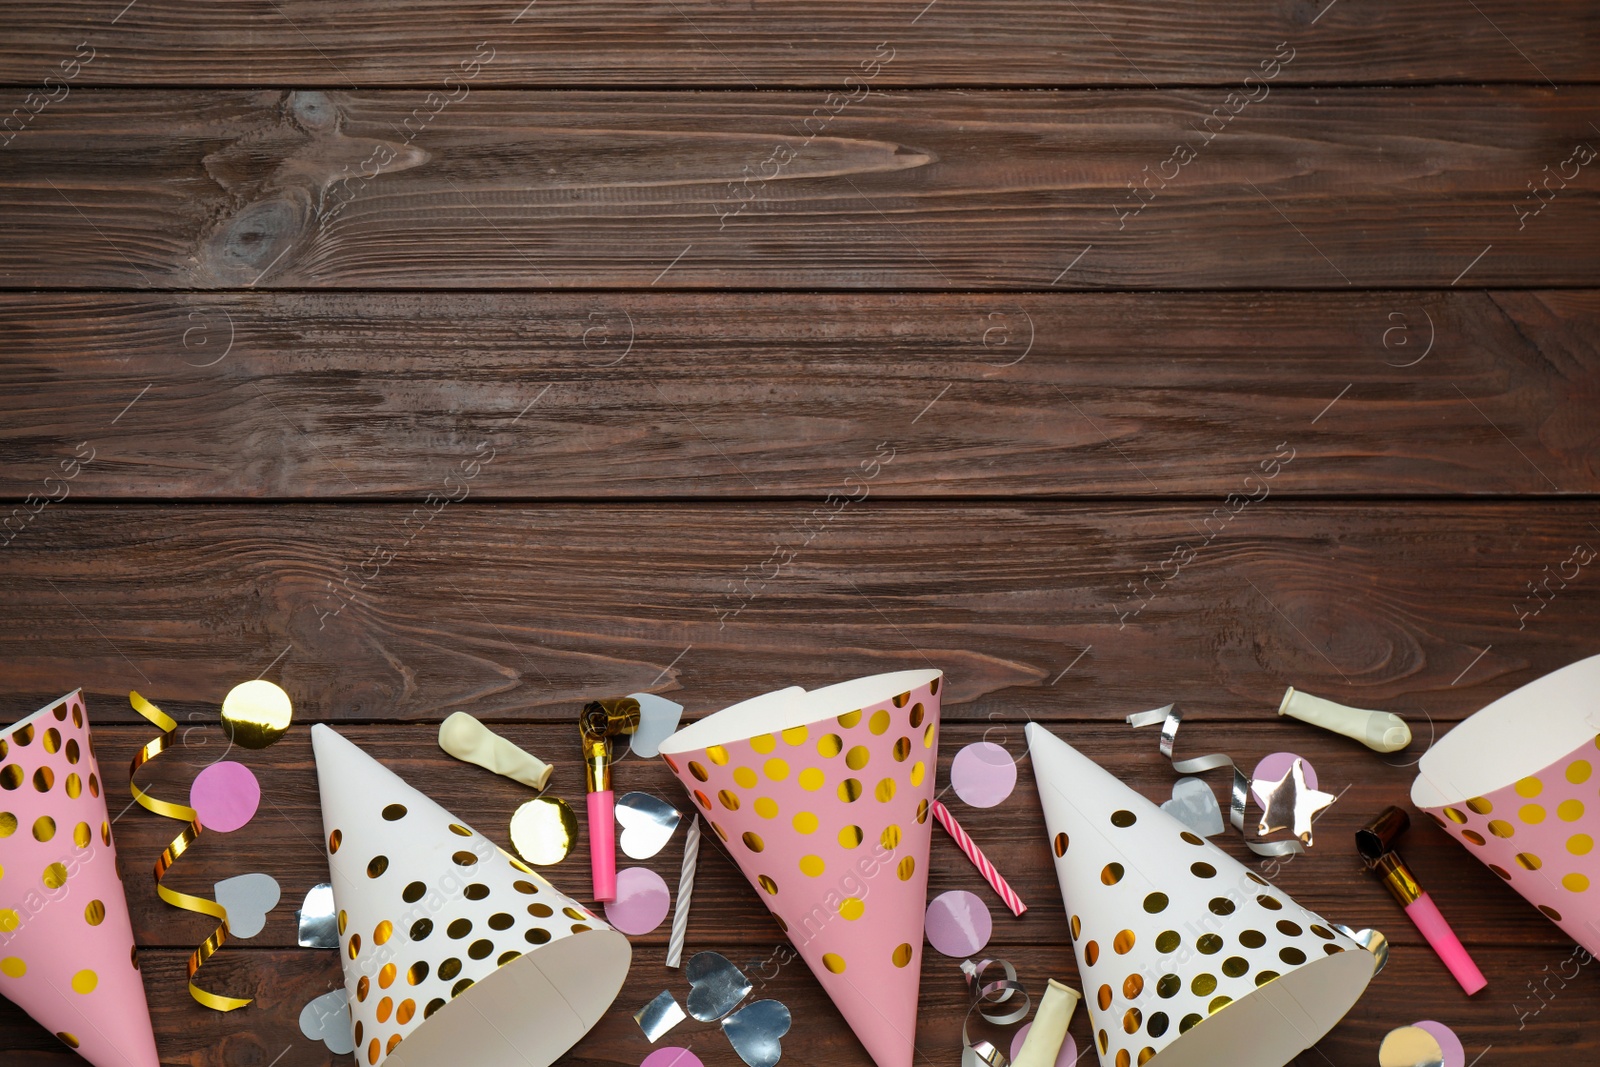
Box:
[189,760,261,833]
[641,1049,703,1067]
[950,742,1018,808]
[605,866,671,936]
[1413,1020,1465,1067]
[1251,751,1318,792]
[925,890,993,958]
[1010,1022,1078,1067]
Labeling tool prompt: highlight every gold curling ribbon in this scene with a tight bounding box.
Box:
[129,690,252,1012]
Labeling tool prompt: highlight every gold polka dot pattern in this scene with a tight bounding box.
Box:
[0,692,159,1067]
[660,673,942,1067]
[1034,721,1369,1067]
[316,725,622,1067]
[1419,733,1599,956]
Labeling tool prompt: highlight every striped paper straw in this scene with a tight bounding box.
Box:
[665,815,701,967]
[933,800,1027,917]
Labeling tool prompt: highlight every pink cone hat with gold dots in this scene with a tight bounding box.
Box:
[312,724,631,1067]
[1413,653,1600,954]
[0,691,160,1067]
[659,668,943,1067]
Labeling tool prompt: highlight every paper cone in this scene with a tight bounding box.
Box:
[1412,653,1600,953]
[0,692,159,1067]
[659,669,943,1067]
[312,724,630,1067]
[1027,723,1375,1067]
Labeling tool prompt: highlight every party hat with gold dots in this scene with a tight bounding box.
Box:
[1413,653,1600,954]
[311,724,631,1067]
[1026,723,1377,1067]
[0,692,160,1067]
[659,669,943,1067]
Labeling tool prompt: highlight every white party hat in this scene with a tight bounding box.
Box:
[1026,723,1375,1067]
[312,724,630,1067]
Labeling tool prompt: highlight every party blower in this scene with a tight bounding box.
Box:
[0,692,161,1067]
[1412,653,1600,955]
[1028,723,1379,1067]
[581,697,641,902]
[658,670,943,1067]
[312,725,630,1067]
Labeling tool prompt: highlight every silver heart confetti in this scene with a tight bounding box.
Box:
[297,882,339,949]
[617,791,683,860]
[213,872,280,939]
[1159,776,1225,837]
[298,988,355,1055]
[685,951,752,1022]
[628,693,685,759]
[722,999,791,1067]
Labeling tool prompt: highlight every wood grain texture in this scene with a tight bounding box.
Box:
[5,88,1600,290]
[0,0,1595,87]
[0,504,1595,725]
[0,722,1592,1065]
[2,290,1597,500]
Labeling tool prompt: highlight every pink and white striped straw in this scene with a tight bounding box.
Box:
[933,799,1027,917]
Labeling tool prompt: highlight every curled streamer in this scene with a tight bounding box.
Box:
[1126,704,1303,858]
[959,957,1031,1067]
[129,691,251,1011]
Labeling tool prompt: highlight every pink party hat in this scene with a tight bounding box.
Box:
[0,692,160,1067]
[1413,653,1600,953]
[1027,722,1376,1067]
[659,669,943,1067]
[312,724,631,1067]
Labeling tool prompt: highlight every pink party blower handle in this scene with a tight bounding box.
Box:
[589,789,618,901]
[1406,892,1487,995]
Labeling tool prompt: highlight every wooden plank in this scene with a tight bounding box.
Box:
[79,722,1575,952]
[3,940,1585,1066]
[0,1,1595,88]
[0,504,1594,724]
[3,290,1596,500]
[4,89,1599,290]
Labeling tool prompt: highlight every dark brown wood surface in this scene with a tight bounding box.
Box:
[3,3,1598,1065]
[2,291,1596,500]
[5,89,1600,289]
[0,1,1596,87]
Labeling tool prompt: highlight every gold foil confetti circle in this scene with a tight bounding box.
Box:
[508,795,578,866]
[220,679,294,749]
[1378,1026,1445,1067]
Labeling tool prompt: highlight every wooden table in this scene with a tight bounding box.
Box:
[2,2,1597,1063]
